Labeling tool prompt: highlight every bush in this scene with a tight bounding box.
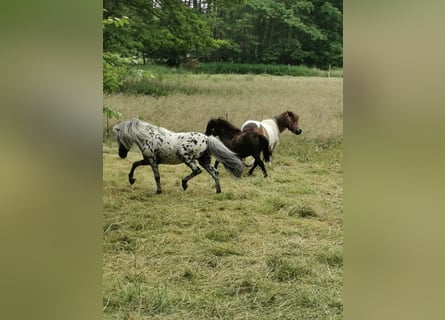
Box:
[121,77,172,96]
[103,53,128,93]
[195,62,332,77]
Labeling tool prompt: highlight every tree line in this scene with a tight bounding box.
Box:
[103,0,342,69]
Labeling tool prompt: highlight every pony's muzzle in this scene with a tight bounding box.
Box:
[118,145,129,158]
[294,128,302,135]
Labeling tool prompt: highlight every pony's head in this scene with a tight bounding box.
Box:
[284,111,302,135]
[205,118,217,136]
[113,122,132,159]
[117,143,129,159]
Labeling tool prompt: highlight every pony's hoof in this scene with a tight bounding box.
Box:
[216,189,221,193]
[181,180,188,190]
[129,178,136,185]
[156,190,162,194]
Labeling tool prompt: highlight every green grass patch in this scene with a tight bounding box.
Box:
[119,63,342,97]
[103,74,342,319]
[195,62,342,77]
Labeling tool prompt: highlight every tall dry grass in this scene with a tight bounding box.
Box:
[104,74,342,140]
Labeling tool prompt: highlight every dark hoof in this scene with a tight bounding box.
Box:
[156,190,162,194]
[182,180,188,191]
[216,189,221,193]
[129,178,136,185]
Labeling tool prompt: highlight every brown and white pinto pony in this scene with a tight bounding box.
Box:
[205,118,271,177]
[241,111,302,162]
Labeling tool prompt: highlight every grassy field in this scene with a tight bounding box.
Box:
[103,74,343,319]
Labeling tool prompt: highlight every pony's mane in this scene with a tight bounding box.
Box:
[114,118,173,149]
[213,117,241,133]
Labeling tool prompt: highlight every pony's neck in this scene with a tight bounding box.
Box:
[139,120,175,136]
[156,126,175,135]
[220,122,241,138]
[124,119,171,150]
[274,115,289,133]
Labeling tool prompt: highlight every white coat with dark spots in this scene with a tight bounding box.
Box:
[113,118,243,194]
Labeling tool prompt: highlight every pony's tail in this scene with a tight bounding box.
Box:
[258,134,271,162]
[207,136,244,178]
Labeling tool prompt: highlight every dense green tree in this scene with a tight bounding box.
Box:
[205,0,342,67]
[103,0,343,69]
[103,11,131,93]
[104,0,220,66]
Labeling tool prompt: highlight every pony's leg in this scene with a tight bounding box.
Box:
[257,159,268,178]
[181,160,202,191]
[147,157,162,194]
[254,152,268,178]
[128,158,150,185]
[214,160,220,169]
[268,146,274,165]
[267,151,273,165]
[248,159,260,176]
[198,156,221,193]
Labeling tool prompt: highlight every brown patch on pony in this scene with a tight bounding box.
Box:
[242,123,270,142]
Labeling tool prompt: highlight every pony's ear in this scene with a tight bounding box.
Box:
[286,111,296,119]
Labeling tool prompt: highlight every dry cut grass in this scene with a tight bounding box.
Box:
[103,74,342,319]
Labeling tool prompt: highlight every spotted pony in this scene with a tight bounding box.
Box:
[113,118,243,194]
